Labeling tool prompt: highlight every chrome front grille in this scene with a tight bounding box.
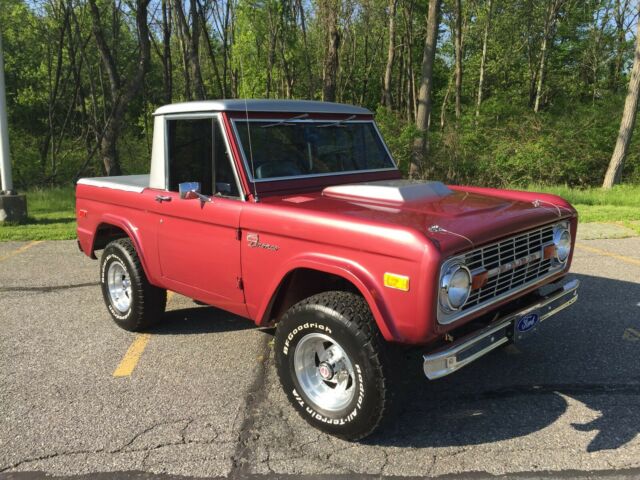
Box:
[463,224,555,311]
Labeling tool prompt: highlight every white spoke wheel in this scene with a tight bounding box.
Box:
[99,238,167,332]
[275,291,389,441]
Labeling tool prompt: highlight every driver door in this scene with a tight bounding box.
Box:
[149,115,246,313]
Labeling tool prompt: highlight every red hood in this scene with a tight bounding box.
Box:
[264,186,575,256]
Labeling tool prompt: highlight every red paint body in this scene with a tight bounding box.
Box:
[76,111,577,346]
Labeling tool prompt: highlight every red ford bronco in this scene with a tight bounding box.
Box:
[76,100,579,440]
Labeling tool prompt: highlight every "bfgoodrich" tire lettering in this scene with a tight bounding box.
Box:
[283,322,333,355]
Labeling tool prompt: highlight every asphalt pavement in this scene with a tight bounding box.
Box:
[0,236,639,479]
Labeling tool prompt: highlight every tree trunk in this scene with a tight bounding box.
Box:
[454,0,463,120]
[533,33,549,113]
[321,0,340,102]
[42,1,70,176]
[441,70,454,129]
[411,0,441,178]
[198,3,224,98]
[603,8,640,188]
[88,0,150,175]
[534,0,562,113]
[174,0,206,100]
[174,3,192,100]
[382,0,398,107]
[161,0,173,104]
[212,0,233,98]
[266,5,278,98]
[398,39,406,117]
[475,0,492,117]
[611,0,630,91]
[295,0,314,98]
[278,1,295,99]
[189,0,205,99]
[101,118,121,176]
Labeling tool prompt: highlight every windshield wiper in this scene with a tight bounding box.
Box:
[260,113,309,128]
[317,115,357,128]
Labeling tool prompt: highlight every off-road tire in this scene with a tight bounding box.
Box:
[274,291,389,440]
[100,238,166,331]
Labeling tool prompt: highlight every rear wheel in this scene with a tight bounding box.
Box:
[274,291,389,440]
[100,238,166,331]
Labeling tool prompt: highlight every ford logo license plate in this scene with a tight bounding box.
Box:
[514,312,540,342]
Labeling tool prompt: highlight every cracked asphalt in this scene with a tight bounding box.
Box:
[0,237,639,479]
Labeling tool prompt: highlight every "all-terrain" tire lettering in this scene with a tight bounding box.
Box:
[292,363,364,425]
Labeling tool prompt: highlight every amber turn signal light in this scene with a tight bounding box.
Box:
[471,271,488,290]
[384,273,410,292]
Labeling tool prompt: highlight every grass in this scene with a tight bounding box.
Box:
[0,184,638,241]
[524,184,640,234]
[525,183,640,207]
[0,187,76,241]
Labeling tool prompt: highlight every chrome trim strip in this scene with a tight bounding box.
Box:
[229,118,399,183]
[215,115,245,200]
[423,278,579,380]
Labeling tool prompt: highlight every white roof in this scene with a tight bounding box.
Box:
[153,99,371,116]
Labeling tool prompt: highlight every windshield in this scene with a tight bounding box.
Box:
[232,120,396,181]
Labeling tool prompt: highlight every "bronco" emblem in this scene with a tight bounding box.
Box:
[247,233,280,251]
[486,251,542,278]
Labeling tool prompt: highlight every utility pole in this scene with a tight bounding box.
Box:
[0,33,27,222]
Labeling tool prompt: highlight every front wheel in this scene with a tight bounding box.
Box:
[274,291,389,440]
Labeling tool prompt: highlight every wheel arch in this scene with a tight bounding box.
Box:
[257,257,399,341]
[89,216,152,280]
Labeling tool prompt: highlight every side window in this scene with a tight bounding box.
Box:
[167,118,240,198]
[168,119,213,195]
[213,122,240,197]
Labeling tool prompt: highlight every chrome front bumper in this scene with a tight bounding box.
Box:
[423,278,579,380]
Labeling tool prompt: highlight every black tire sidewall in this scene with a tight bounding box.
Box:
[275,303,384,438]
[100,243,140,329]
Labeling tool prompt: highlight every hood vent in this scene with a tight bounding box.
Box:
[323,180,452,204]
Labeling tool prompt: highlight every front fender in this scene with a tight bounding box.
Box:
[256,253,401,342]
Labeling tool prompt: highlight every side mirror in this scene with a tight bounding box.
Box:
[179,181,201,199]
[178,182,212,203]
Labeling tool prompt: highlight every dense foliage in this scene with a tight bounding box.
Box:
[1,0,639,188]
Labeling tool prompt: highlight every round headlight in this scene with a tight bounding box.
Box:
[553,225,571,263]
[439,263,472,312]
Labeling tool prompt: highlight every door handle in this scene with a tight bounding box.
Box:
[155,195,172,203]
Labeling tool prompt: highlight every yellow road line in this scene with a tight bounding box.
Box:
[112,291,174,378]
[113,333,152,377]
[0,240,43,262]
[576,243,640,267]
[623,327,640,342]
